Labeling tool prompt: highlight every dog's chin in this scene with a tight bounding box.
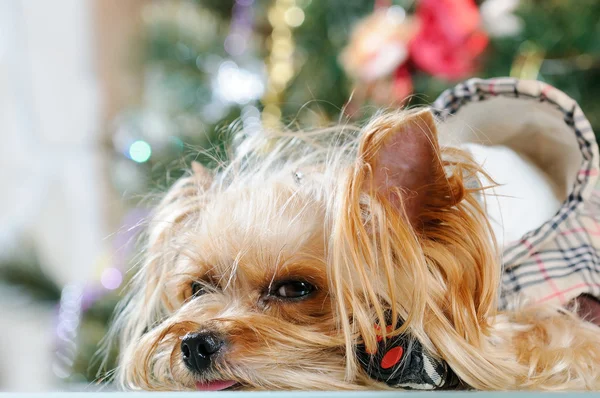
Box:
[195,380,239,391]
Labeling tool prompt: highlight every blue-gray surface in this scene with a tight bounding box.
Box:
[1,393,600,397]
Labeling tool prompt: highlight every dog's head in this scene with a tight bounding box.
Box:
[111,109,501,390]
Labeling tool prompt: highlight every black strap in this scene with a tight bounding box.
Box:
[356,317,460,390]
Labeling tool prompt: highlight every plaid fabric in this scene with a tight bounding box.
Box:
[431,78,600,310]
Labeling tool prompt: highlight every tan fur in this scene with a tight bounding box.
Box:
[108,109,600,390]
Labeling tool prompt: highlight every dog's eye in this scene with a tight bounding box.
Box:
[273,281,315,299]
[191,281,205,297]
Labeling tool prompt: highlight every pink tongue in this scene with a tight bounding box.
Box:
[195,380,237,391]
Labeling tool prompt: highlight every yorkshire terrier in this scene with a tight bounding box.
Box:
[110,80,600,391]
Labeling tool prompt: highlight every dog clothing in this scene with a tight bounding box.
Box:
[432,77,600,310]
[358,77,600,390]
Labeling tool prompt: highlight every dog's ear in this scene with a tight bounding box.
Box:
[358,109,443,224]
[191,161,213,188]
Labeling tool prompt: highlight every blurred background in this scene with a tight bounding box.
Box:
[0,0,599,391]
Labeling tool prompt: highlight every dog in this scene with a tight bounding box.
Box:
[109,79,600,391]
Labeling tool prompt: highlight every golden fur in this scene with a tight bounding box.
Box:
[109,109,600,390]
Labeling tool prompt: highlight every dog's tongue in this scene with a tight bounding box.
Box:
[195,380,237,391]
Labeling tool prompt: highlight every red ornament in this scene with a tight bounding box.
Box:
[392,65,413,102]
[409,0,488,80]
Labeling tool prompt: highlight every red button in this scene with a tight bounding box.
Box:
[381,346,404,369]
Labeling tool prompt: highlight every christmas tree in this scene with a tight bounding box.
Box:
[113,0,600,198]
[1,0,599,387]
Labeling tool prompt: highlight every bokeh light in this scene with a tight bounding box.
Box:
[214,61,265,105]
[284,7,305,27]
[100,267,123,290]
[128,140,152,163]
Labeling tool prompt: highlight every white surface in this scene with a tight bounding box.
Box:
[464,143,561,248]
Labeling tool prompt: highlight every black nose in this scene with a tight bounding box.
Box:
[181,332,224,373]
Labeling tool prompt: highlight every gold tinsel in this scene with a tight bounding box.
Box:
[261,0,304,128]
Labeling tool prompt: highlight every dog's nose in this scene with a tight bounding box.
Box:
[181,332,224,373]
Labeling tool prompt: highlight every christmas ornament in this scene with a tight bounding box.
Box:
[340,5,416,113]
[340,0,489,110]
[340,6,418,82]
[410,0,488,81]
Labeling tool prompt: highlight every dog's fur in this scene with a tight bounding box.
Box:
[110,109,600,390]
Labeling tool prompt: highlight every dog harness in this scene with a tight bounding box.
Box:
[357,317,460,390]
[357,77,600,389]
